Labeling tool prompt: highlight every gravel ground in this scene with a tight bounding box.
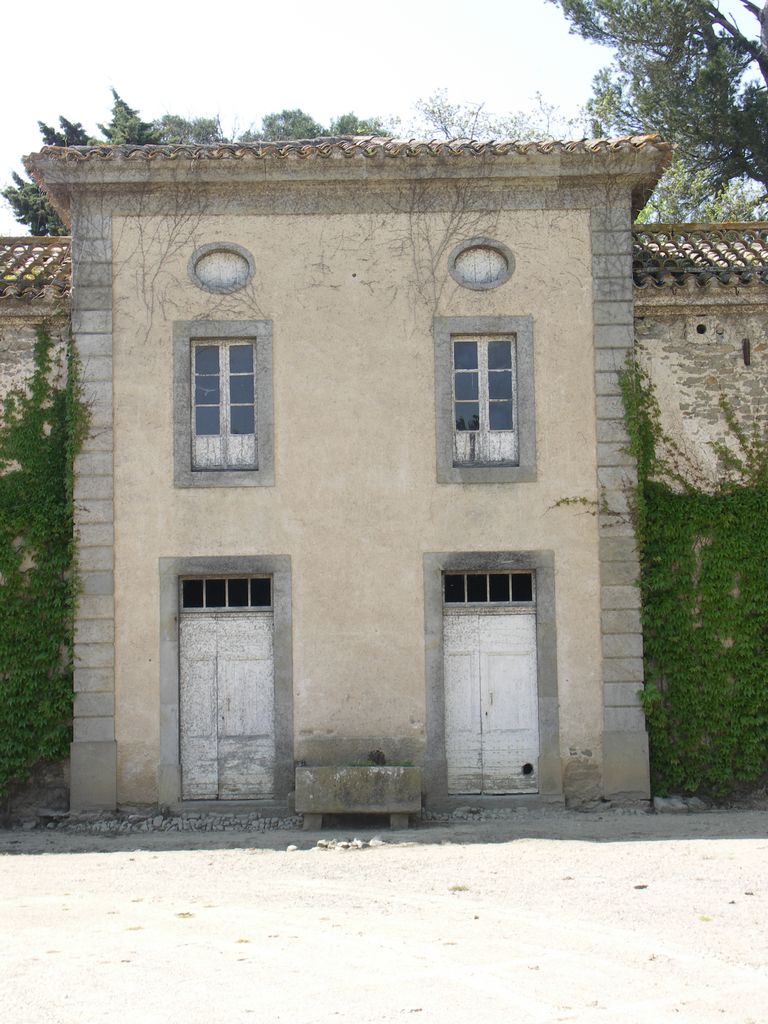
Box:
[2,807,767,1024]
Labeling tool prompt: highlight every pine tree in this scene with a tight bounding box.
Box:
[550,0,768,200]
[97,90,161,145]
[38,118,89,148]
[3,92,160,235]
[1,173,68,236]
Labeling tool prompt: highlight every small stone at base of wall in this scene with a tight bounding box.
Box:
[653,795,710,814]
[7,802,660,833]
[6,811,304,834]
[420,802,651,822]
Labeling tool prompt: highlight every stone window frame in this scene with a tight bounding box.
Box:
[422,550,562,805]
[434,315,536,484]
[158,555,294,807]
[173,320,274,488]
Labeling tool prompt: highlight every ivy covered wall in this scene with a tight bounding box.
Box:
[0,324,85,796]
[622,358,768,795]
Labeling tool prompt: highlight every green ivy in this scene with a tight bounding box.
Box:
[621,361,768,795]
[0,326,87,796]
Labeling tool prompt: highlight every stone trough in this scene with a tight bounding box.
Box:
[295,766,422,830]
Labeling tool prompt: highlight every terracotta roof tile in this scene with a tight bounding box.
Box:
[633,223,768,287]
[31,134,669,163]
[0,237,71,301]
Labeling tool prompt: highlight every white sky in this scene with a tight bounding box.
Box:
[0,0,753,234]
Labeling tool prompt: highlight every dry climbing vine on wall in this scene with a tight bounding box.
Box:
[0,326,87,796]
[620,359,768,795]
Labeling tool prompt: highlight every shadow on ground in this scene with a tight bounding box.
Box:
[2,807,767,856]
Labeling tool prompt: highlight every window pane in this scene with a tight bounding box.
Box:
[444,574,465,603]
[511,573,534,601]
[453,341,478,370]
[455,403,480,431]
[182,579,204,608]
[488,371,512,400]
[231,406,255,434]
[488,340,512,369]
[228,578,249,607]
[454,373,478,400]
[195,376,220,405]
[489,574,510,602]
[230,375,255,404]
[205,578,226,607]
[195,345,219,373]
[229,344,254,373]
[195,406,220,435]
[467,574,488,602]
[489,402,513,430]
[250,577,271,607]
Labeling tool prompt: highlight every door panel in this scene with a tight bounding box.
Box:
[180,619,219,799]
[218,658,272,736]
[444,650,484,793]
[480,614,539,793]
[180,611,275,800]
[444,616,483,793]
[444,611,539,795]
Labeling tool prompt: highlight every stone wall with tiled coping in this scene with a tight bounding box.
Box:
[636,284,768,486]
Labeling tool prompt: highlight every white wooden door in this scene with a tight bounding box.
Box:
[444,611,539,794]
[180,612,275,799]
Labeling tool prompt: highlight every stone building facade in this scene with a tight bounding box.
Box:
[3,139,763,814]
[633,223,768,484]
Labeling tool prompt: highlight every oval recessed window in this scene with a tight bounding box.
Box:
[449,238,515,290]
[188,243,254,294]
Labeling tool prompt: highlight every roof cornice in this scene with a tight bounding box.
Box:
[24,134,672,229]
[27,134,670,163]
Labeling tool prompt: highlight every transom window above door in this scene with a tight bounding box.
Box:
[444,571,534,605]
[181,576,272,610]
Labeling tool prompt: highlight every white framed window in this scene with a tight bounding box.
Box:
[452,335,518,466]
[173,320,274,488]
[193,340,257,470]
[434,316,536,484]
